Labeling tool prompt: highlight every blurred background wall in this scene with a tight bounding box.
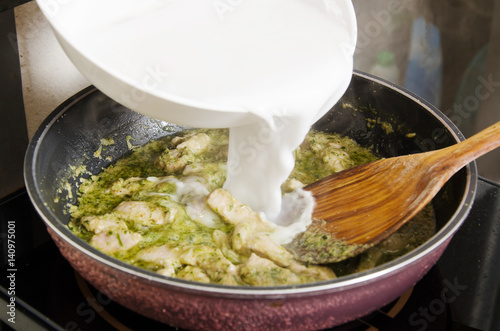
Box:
[352,0,500,182]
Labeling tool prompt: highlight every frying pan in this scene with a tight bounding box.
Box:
[24,71,477,330]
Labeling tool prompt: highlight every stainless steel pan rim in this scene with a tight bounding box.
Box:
[24,71,478,298]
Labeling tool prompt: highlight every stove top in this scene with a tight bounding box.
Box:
[1,177,499,331]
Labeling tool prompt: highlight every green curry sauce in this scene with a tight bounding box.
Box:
[69,129,435,286]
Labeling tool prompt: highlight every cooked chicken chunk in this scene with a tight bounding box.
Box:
[157,133,211,173]
[90,231,141,254]
[157,267,176,277]
[109,177,147,196]
[212,230,242,264]
[239,253,301,286]
[135,244,182,267]
[179,245,240,284]
[288,261,336,281]
[207,188,293,266]
[176,266,211,283]
[175,132,210,152]
[206,188,269,227]
[81,214,127,234]
[323,152,351,173]
[135,243,241,285]
[229,220,294,267]
[156,149,188,173]
[183,162,226,191]
[136,245,182,278]
[113,201,172,225]
[244,232,294,267]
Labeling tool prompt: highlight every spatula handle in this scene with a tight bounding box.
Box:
[440,121,500,171]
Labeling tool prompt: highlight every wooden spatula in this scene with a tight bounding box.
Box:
[286,121,500,264]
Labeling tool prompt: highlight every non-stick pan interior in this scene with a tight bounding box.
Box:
[25,71,475,279]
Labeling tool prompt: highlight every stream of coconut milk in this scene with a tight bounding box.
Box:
[53,0,356,242]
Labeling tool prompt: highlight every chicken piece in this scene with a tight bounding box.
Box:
[212,230,242,264]
[157,133,211,173]
[212,229,230,250]
[90,231,141,254]
[230,220,292,266]
[135,244,182,269]
[170,135,186,146]
[179,245,240,284]
[176,266,211,283]
[288,261,336,281]
[81,214,127,234]
[182,162,226,190]
[109,177,147,196]
[239,253,301,286]
[157,267,176,277]
[322,151,350,173]
[113,201,171,226]
[156,149,189,173]
[135,244,241,285]
[206,188,270,227]
[207,188,292,267]
[245,233,293,267]
[306,135,324,153]
[175,132,210,152]
[230,219,293,267]
[216,272,241,286]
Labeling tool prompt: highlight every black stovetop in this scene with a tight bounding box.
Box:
[1,177,499,331]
